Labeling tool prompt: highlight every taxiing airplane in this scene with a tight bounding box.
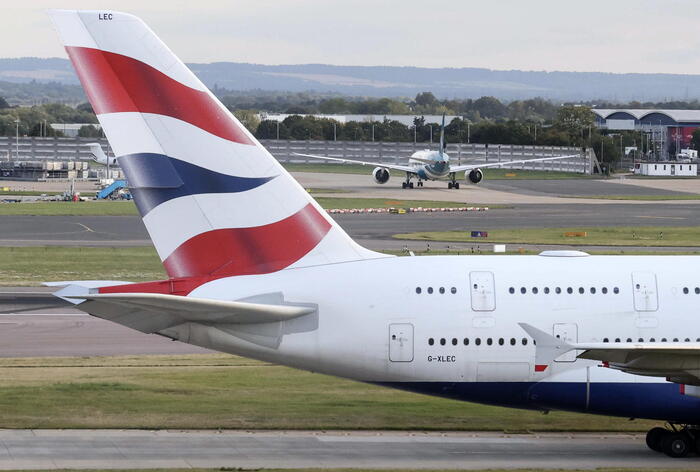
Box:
[295,117,580,189]
[85,143,117,166]
[49,10,700,459]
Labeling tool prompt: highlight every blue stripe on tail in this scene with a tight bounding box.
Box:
[117,153,276,216]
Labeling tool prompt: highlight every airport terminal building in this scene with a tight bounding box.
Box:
[594,109,700,160]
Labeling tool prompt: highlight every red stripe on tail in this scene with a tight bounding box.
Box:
[163,203,332,279]
[65,46,254,146]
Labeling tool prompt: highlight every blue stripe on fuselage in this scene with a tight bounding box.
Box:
[117,153,276,216]
[377,381,700,423]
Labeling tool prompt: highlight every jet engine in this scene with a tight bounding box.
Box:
[373,167,390,184]
[466,169,483,184]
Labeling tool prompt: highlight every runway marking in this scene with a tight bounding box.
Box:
[76,223,95,232]
[634,215,686,220]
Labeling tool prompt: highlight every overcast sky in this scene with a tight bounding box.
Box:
[4,0,700,74]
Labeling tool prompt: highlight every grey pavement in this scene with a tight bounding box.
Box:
[0,430,687,470]
[480,178,696,197]
[1,203,700,248]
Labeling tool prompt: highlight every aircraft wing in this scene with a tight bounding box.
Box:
[520,323,700,386]
[293,153,416,173]
[451,154,581,173]
[68,293,317,334]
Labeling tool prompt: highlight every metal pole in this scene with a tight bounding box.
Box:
[276,122,279,140]
[371,124,375,142]
[14,119,19,159]
[467,122,470,144]
[413,126,416,144]
[429,125,433,143]
[333,123,336,141]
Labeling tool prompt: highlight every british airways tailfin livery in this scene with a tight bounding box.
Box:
[49,10,700,459]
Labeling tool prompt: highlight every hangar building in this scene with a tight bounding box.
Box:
[593,109,700,160]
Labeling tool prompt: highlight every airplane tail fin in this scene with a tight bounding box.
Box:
[49,10,381,284]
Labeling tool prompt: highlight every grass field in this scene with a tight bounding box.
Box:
[394,226,700,247]
[0,190,62,196]
[0,246,164,285]
[0,354,659,432]
[284,162,592,180]
[5,245,700,286]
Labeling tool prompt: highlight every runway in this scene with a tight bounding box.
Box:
[1,203,699,248]
[0,430,685,469]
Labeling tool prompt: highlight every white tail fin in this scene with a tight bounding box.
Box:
[49,10,381,287]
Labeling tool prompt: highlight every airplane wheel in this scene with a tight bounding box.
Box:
[662,432,692,458]
[447,182,453,189]
[402,182,407,189]
[409,182,414,189]
[454,182,460,189]
[646,427,667,452]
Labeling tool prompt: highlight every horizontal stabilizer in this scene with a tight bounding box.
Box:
[47,280,134,303]
[70,292,316,333]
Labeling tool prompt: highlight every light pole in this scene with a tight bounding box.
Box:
[413,125,416,144]
[276,121,280,140]
[371,124,375,142]
[14,119,19,160]
[467,122,471,144]
[429,125,433,143]
[333,122,337,141]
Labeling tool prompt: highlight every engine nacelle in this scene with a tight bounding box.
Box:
[373,167,390,184]
[466,169,483,184]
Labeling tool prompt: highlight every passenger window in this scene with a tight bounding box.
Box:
[439,287,445,294]
[673,338,679,342]
[498,338,504,345]
[509,287,515,294]
[544,287,550,294]
[614,338,620,343]
[510,338,516,345]
[463,338,469,345]
[428,338,434,345]
[475,338,481,346]
[603,338,609,343]
[452,338,457,345]
[428,287,433,294]
[684,287,689,294]
[638,338,644,342]
[451,287,457,294]
[626,338,632,342]
[567,287,573,294]
[440,338,446,345]
[602,287,608,294]
[416,287,422,294]
[650,338,655,342]
[685,338,691,342]
[661,338,667,342]
[590,287,596,294]
[521,338,528,345]
[578,287,584,294]
[555,287,562,294]
[532,287,538,294]
[613,287,620,294]
[695,288,699,294]
[487,338,493,346]
[520,287,526,294]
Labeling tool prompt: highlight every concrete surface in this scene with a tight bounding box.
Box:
[0,430,686,470]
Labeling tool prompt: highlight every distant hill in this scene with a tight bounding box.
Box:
[2,57,700,103]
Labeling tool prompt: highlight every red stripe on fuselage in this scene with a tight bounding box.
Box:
[163,203,331,279]
[65,46,254,146]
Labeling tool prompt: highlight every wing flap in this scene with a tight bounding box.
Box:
[72,293,317,333]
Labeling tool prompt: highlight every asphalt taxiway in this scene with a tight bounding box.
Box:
[0,430,686,470]
[0,203,698,249]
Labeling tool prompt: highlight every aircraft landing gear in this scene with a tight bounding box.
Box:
[646,425,699,458]
[447,173,459,189]
[402,174,414,189]
[417,181,424,187]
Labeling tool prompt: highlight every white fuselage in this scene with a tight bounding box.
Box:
[409,150,450,180]
[161,253,700,422]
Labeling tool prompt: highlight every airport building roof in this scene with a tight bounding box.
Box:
[593,109,700,125]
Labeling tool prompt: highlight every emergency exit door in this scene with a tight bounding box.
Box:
[389,323,414,362]
[470,271,496,311]
[632,272,658,312]
[553,323,578,362]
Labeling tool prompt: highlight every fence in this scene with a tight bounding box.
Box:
[0,137,598,175]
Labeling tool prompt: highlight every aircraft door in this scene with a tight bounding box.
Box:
[553,323,578,362]
[470,271,496,311]
[389,323,414,362]
[632,272,658,312]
